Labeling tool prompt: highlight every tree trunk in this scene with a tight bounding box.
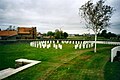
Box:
[94,33,97,53]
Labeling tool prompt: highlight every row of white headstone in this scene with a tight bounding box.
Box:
[91,41,120,45]
[61,40,83,44]
[53,44,62,49]
[30,40,120,45]
[74,42,94,49]
[30,40,94,49]
[61,41,94,49]
[30,41,63,49]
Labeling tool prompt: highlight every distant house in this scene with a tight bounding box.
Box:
[68,34,75,37]
[37,32,43,39]
[0,30,17,40]
[17,27,37,39]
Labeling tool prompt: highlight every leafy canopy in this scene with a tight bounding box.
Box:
[79,0,115,33]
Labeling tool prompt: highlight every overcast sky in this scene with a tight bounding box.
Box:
[0,0,120,34]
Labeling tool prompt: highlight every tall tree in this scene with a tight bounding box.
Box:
[47,31,54,38]
[55,29,61,39]
[79,0,114,52]
[101,30,107,37]
[63,32,68,39]
[54,29,68,39]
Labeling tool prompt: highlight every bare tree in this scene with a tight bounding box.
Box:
[79,0,114,52]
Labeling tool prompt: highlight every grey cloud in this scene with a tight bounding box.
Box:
[0,0,120,34]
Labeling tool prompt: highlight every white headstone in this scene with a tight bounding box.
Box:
[66,41,68,44]
[91,43,94,47]
[42,44,46,48]
[37,44,39,48]
[72,41,74,44]
[86,43,88,48]
[47,44,50,49]
[53,44,56,48]
[39,44,41,48]
[75,44,78,49]
[58,44,62,49]
[88,43,91,48]
[57,40,59,44]
[55,45,58,49]
[79,44,82,49]
[83,44,85,49]
[75,41,77,44]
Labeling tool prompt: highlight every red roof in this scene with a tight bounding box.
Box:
[0,30,17,36]
[18,27,33,34]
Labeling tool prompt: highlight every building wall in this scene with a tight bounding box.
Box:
[17,27,37,39]
[0,27,37,40]
[0,30,17,40]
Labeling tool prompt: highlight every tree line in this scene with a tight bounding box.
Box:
[98,30,119,39]
[43,29,68,39]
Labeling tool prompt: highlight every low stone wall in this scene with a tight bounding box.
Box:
[111,46,120,62]
[0,59,41,79]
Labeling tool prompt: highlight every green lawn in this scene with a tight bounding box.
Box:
[0,42,120,80]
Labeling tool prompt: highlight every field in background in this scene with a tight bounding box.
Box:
[0,42,120,80]
[67,36,119,41]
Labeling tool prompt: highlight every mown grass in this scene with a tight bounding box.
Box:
[0,42,119,80]
[45,47,111,80]
[0,43,75,70]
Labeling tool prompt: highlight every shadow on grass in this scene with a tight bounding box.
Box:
[104,61,120,80]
